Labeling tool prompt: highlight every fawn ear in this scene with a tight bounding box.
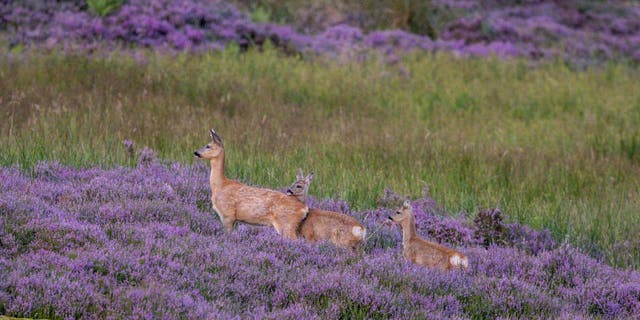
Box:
[402,200,411,209]
[306,172,314,183]
[296,168,304,180]
[210,129,223,146]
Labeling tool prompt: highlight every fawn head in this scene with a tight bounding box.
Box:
[194,129,224,159]
[388,200,413,223]
[286,168,313,201]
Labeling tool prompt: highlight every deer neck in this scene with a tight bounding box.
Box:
[400,215,417,245]
[209,153,226,196]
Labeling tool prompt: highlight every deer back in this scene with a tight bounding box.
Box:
[217,182,308,226]
[300,209,366,249]
[407,237,468,271]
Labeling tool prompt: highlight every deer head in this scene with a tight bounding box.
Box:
[286,168,314,202]
[388,200,413,223]
[194,129,224,159]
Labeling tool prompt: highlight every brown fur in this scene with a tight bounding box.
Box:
[389,200,469,271]
[300,209,366,251]
[285,168,312,203]
[287,169,366,251]
[195,129,308,239]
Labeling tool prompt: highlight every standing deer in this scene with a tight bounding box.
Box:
[286,169,366,251]
[388,200,468,271]
[194,129,308,239]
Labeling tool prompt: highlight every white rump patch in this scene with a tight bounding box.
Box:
[450,254,469,268]
[352,226,366,239]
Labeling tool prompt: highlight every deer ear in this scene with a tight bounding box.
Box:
[210,129,223,146]
[403,200,411,209]
[296,168,304,180]
[306,172,314,182]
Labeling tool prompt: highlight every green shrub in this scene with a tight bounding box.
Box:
[251,5,273,23]
[86,0,126,16]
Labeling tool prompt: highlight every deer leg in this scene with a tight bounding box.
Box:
[282,225,298,240]
[272,221,283,235]
[214,202,236,233]
[222,217,235,233]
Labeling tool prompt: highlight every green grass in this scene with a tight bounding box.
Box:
[1,48,639,268]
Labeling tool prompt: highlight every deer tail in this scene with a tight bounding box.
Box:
[352,226,366,240]
[450,254,469,268]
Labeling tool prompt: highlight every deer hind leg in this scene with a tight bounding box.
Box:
[222,216,236,233]
[288,208,307,236]
[272,221,283,236]
[437,255,452,271]
[275,209,304,239]
[282,224,298,240]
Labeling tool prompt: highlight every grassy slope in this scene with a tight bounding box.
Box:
[1,49,639,267]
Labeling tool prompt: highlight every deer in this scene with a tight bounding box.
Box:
[286,168,313,203]
[194,129,309,239]
[286,169,366,251]
[388,200,469,271]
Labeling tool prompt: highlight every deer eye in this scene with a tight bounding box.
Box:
[205,145,211,149]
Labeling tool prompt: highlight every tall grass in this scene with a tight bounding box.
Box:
[1,49,639,267]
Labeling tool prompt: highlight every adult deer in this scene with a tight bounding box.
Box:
[194,129,308,239]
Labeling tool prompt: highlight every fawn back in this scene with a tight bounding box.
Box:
[301,209,366,251]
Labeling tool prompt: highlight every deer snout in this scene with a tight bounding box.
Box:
[285,189,293,195]
[193,151,201,157]
[387,216,394,221]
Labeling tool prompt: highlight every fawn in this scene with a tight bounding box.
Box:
[286,169,366,251]
[388,200,468,271]
[194,129,308,239]
[285,168,313,203]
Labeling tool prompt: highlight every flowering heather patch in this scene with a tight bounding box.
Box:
[1,161,639,319]
[439,0,640,65]
[2,0,640,63]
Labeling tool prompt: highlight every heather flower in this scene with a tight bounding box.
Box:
[304,196,351,214]
[32,161,69,182]
[1,163,639,319]
[3,0,640,64]
[505,222,557,255]
[122,139,135,158]
[137,146,157,166]
[376,187,407,208]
